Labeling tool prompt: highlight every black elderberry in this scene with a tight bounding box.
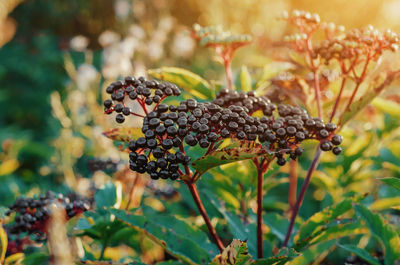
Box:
[114,104,123,113]
[295,147,303,156]
[147,139,158,149]
[332,146,342,155]
[320,141,333,151]
[164,119,174,127]
[104,99,113,108]
[276,128,286,138]
[319,129,329,138]
[136,137,147,148]
[145,98,153,105]
[157,158,168,168]
[170,173,179,180]
[277,157,287,166]
[326,123,337,132]
[178,129,188,137]
[237,131,246,139]
[129,91,137,100]
[167,126,178,136]
[331,135,343,145]
[116,114,125,123]
[122,107,131,116]
[162,139,174,149]
[129,152,138,161]
[185,135,198,146]
[199,138,210,148]
[153,147,164,158]
[155,125,166,135]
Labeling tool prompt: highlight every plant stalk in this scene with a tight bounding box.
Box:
[224,58,234,91]
[186,182,224,252]
[282,147,321,247]
[288,160,298,212]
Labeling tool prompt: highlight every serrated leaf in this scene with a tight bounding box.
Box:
[380,177,400,191]
[339,72,397,127]
[149,67,213,100]
[0,225,7,264]
[239,66,252,92]
[354,204,400,265]
[338,244,382,265]
[103,128,143,142]
[112,209,213,265]
[205,192,257,257]
[252,247,299,265]
[295,198,354,243]
[192,141,273,177]
[95,182,117,210]
[211,239,252,265]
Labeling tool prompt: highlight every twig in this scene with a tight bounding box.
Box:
[282,147,321,247]
[125,172,140,210]
[223,57,234,91]
[288,160,298,212]
[185,181,225,252]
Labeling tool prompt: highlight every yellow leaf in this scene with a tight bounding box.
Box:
[372,97,400,118]
[0,225,7,264]
[0,159,19,176]
[4,253,24,265]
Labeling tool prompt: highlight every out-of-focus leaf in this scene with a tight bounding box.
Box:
[210,239,252,265]
[338,244,381,265]
[289,240,335,265]
[0,159,19,176]
[256,61,295,88]
[295,198,355,243]
[206,192,257,257]
[4,253,24,265]
[372,97,400,118]
[370,197,400,211]
[113,209,213,265]
[263,213,289,242]
[252,247,299,265]
[192,141,273,177]
[148,67,213,100]
[22,252,49,265]
[354,204,400,265]
[102,128,143,142]
[239,66,252,92]
[340,72,397,127]
[0,225,7,264]
[156,261,186,265]
[380,177,400,191]
[95,182,117,210]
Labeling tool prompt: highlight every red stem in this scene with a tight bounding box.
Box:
[329,76,347,122]
[282,147,321,247]
[224,58,234,91]
[185,181,224,252]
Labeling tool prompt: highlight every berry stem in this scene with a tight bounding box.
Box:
[288,160,298,213]
[125,172,140,210]
[223,57,234,91]
[185,181,224,252]
[329,75,347,122]
[256,158,271,259]
[341,55,371,118]
[282,147,321,247]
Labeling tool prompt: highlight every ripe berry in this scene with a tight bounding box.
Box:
[332,146,342,155]
[116,114,125,123]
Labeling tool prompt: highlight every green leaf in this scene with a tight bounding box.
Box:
[263,213,289,242]
[295,198,354,244]
[148,67,213,100]
[112,209,213,265]
[192,141,273,177]
[289,240,335,265]
[338,244,382,265]
[340,72,397,127]
[252,247,299,265]
[239,66,252,92]
[95,182,117,210]
[206,192,257,257]
[380,177,400,191]
[354,204,400,265]
[211,239,252,265]
[0,225,7,264]
[103,127,143,143]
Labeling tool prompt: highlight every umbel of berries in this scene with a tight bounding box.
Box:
[103,76,181,124]
[5,191,91,242]
[125,94,343,180]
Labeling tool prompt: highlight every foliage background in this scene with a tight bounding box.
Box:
[0,0,399,264]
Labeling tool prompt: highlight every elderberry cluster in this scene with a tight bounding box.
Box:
[88,158,118,173]
[127,95,343,179]
[6,191,91,240]
[103,76,181,123]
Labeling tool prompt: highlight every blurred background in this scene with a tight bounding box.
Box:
[0,0,399,211]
